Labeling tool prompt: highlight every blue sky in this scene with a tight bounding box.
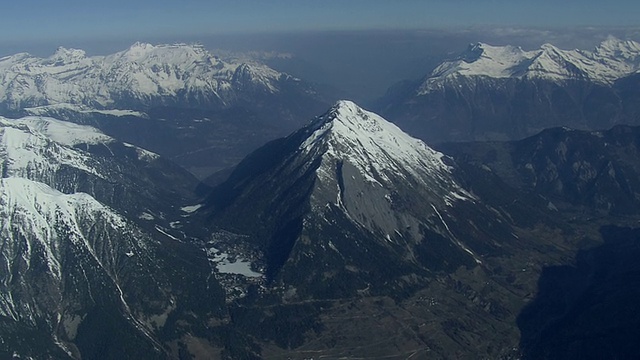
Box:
[1,0,639,43]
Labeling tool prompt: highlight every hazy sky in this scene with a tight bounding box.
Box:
[1,0,639,44]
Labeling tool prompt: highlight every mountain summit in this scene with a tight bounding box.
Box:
[299,100,469,200]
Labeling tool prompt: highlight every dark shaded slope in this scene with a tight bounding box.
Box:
[438,125,640,216]
[518,225,640,360]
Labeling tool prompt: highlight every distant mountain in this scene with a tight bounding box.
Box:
[0,42,304,112]
[376,38,640,143]
[0,43,333,178]
[0,116,226,359]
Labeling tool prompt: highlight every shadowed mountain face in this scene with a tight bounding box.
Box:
[518,225,640,360]
[206,101,507,294]
[438,124,640,359]
[438,124,640,216]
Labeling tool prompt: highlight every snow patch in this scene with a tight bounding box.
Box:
[0,117,105,179]
[207,247,262,278]
[180,204,203,213]
[139,212,155,220]
[25,103,148,118]
[14,116,113,146]
[155,226,181,241]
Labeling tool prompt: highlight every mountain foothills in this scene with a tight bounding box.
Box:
[1,36,640,359]
[0,43,332,178]
[376,37,640,143]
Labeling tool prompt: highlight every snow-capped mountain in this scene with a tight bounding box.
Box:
[0,176,166,357]
[420,37,640,93]
[376,37,640,143]
[207,101,523,297]
[0,42,294,111]
[0,115,226,358]
[0,115,198,220]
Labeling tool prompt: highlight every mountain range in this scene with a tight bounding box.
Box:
[0,42,300,112]
[1,37,640,359]
[3,100,640,359]
[376,37,640,143]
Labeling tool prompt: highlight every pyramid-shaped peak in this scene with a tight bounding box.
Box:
[299,100,457,188]
[304,100,420,150]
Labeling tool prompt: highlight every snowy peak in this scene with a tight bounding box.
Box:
[420,38,640,93]
[431,42,530,79]
[50,47,87,62]
[317,100,393,135]
[207,100,484,289]
[299,101,469,201]
[595,37,640,60]
[114,42,211,65]
[302,100,448,170]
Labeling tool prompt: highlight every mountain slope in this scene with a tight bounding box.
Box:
[438,124,640,216]
[0,115,226,359]
[376,38,640,143]
[0,177,167,358]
